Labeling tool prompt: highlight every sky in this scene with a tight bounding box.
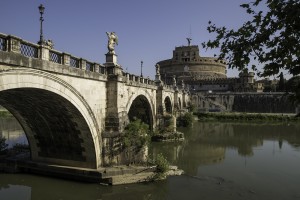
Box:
[1,0,261,79]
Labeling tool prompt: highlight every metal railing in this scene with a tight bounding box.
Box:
[49,50,62,64]
[86,61,93,71]
[0,36,7,51]
[70,56,79,68]
[20,42,38,58]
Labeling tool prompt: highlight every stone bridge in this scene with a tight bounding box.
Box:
[0,33,189,169]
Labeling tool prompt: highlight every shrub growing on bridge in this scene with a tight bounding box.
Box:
[122,119,150,164]
[177,112,194,127]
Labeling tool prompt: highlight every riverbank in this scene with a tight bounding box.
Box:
[196,112,299,122]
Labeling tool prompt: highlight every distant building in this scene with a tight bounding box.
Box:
[256,78,279,92]
[157,45,227,84]
[156,43,265,92]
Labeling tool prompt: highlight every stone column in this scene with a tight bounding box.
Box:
[62,53,71,66]
[80,59,87,71]
[7,35,21,53]
[94,63,100,73]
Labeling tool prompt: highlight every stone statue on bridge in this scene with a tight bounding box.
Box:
[155,63,160,75]
[106,32,118,54]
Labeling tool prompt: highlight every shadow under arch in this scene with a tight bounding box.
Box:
[127,95,153,130]
[0,69,101,168]
[164,96,172,114]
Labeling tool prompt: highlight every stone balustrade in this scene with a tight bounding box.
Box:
[0,33,106,75]
[123,71,156,88]
[0,33,174,88]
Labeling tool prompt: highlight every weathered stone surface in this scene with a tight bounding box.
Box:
[192,92,296,113]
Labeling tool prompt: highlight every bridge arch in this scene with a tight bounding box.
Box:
[126,91,155,130]
[164,96,172,114]
[0,69,101,169]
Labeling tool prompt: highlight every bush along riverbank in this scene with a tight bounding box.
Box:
[196,112,300,122]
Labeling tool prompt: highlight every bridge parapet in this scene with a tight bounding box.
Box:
[123,72,156,89]
[0,33,106,75]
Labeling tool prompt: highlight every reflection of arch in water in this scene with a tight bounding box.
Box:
[175,143,225,175]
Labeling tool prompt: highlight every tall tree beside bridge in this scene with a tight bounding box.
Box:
[202,0,300,104]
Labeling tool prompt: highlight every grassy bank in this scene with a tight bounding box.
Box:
[196,112,299,122]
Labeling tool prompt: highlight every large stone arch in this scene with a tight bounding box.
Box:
[126,91,155,130]
[0,68,101,169]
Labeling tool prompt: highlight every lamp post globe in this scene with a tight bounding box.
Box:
[38,4,45,15]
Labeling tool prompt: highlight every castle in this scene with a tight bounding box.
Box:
[155,40,296,113]
[156,41,265,93]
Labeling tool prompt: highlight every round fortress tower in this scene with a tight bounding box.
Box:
[157,43,227,82]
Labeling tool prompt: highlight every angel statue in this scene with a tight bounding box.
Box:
[155,63,160,75]
[106,32,118,54]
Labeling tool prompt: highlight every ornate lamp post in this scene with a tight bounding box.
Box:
[140,61,143,77]
[38,4,45,45]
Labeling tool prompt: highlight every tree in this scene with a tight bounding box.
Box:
[285,76,300,105]
[0,136,8,155]
[202,0,300,77]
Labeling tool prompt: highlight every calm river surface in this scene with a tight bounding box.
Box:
[1,117,300,200]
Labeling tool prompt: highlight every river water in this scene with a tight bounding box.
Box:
[1,117,300,200]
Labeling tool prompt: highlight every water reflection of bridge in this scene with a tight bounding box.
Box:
[151,122,300,175]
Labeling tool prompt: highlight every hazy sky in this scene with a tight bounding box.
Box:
[1,0,258,79]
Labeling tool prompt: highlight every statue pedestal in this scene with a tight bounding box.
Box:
[105,53,123,76]
[106,53,118,64]
[155,74,161,81]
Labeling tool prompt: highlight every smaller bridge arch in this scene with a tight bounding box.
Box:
[164,96,172,114]
[126,91,155,130]
[128,95,153,129]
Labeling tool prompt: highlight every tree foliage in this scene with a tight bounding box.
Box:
[122,119,149,152]
[177,112,194,127]
[0,136,8,154]
[286,76,300,104]
[154,153,169,174]
[202,0,300,77]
